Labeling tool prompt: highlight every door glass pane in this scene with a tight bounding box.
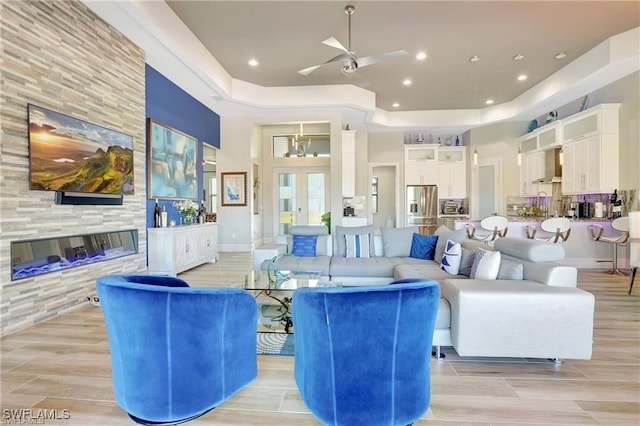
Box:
[478,165,496,218]
[307,173,325,225]
[278,173,296,234]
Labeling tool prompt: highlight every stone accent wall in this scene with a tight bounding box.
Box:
[0,0,147,335]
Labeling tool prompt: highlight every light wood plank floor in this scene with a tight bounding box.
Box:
[2,252,639,425]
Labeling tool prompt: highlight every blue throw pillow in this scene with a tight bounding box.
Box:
[292,235,317,257]
[409,233,438,260]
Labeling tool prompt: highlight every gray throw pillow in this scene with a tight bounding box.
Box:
[497,259,524,280]
[458,247,475,277]
[380,226,418,257]
[335,225,375,257]
[434,225,467,264]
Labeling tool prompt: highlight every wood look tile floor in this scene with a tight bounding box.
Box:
[2,252,639,425]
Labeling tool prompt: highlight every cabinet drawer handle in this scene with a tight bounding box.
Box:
[185,244,189,253]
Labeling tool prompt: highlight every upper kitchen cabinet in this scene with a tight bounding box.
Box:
[404,145,438,185]
[561,104,620,195]
[342,130,356,197]
[517,120,561,153]
[437,147,466,198]
[536,121,561,149]
[519,151,546,197]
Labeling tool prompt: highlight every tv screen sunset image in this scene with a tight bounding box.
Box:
[27,104,134,195]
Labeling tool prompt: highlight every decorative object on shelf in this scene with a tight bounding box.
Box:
[147,118,197,200]
[174,199,198,224]
[545,110,558,124]
[528,119,538,132]
[221,171,247,206]
[580,95,590,112]
[455,135,460,146]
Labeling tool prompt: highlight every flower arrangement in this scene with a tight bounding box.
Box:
[174,200,198,218]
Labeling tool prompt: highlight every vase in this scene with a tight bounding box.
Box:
[184,215,193,225]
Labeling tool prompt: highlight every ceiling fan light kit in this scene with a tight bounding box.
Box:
[297,4,408,87]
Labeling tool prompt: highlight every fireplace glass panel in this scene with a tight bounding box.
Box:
[11,229,138,280]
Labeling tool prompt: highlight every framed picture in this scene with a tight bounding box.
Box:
[221,172,247,206]
[147,118,198,200]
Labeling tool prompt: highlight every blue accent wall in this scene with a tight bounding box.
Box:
[145,64,220,227]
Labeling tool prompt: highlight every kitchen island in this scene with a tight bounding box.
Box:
[448,217,629,270]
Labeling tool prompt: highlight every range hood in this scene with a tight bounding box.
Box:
[533,148,563,184]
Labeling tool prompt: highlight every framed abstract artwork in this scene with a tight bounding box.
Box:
[147,118,197,200]
[221,172,247,206]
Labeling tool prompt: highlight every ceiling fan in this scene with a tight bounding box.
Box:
[297,4,409,87]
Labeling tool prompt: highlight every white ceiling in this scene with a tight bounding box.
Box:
[84,1,640,133]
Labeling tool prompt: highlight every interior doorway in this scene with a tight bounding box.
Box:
[369,163,399,229]
[472,158,503,218]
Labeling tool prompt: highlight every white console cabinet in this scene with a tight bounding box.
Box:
[148,223,218,275]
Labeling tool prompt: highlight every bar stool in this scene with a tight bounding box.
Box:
[589,217,629,275]
[628,211,639,295]
[525,217,571,243]
[466,215,508,244]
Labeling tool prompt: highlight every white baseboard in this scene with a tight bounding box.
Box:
[218,243,253,252]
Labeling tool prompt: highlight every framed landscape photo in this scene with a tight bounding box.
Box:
[147,118,198,200]
[221,172,247,206]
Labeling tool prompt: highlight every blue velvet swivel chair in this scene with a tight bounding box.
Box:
[96,275,258,425]
[293,279,440,426]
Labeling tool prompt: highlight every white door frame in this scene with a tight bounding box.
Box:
[471,157,504,218]
[368,162,400,227]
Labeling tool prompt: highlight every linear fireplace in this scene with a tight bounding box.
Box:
[11,229,138,281]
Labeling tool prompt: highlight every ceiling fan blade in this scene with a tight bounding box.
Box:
[298,53,353,76]
[356,50,409,68]
[341,69,370,88]
[322,36,350,54]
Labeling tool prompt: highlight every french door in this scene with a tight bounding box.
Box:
[274,167,330,235]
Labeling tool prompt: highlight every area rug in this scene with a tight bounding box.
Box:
[256,332,294,356]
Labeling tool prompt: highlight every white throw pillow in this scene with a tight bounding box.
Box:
[345,234,371,258]
[441,240,462,275]
[470,248,501,280]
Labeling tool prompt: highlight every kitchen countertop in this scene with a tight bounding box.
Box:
[458,217,613,223]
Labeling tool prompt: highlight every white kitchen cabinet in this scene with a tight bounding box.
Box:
[342,130,356,197]
[437,147,466,198]
[561,104,620,195]
[519,151,546,196]
[404,145,438,185]
[537,121,561,149]
[148,223,218,275]
[562,135,603,194]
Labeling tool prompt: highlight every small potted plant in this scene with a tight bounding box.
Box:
[321,211,331,234]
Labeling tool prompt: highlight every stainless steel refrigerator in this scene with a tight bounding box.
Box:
[406,185,438,234]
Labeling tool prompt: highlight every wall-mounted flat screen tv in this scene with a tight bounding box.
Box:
[27,104,134,195]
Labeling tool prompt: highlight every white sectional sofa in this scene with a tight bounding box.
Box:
[254,224,595,360]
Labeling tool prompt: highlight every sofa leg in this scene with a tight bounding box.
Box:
[549,358,564,364]
[431,346,445,360]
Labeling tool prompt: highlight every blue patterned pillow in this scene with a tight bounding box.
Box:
[441,240,462,275]
[345,234,370,258]
[292,235,317,257]
[409,233,438,260]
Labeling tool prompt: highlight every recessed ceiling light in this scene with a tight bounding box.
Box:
[402,79,412,86]
[517,74,528,81]
[554,52,567,60]
[469,55,480,63]
[248,59,259,67]
[416,52,427,60]
[513,53,525,61]
[392,102,400,108]
[485,99,494,105]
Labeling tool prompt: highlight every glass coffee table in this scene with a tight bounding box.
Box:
[242,270,340,333]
